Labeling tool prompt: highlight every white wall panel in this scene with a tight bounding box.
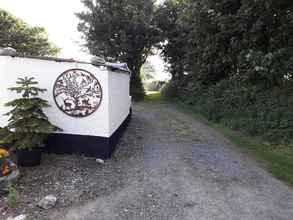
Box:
[0,56,119,137]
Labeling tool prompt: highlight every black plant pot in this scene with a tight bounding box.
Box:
[16,148,42,167]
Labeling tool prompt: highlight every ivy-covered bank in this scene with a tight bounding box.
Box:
[163,80,293,145]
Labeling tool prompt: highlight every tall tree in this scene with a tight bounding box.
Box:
[159,0,293,89]
[77,0,161,100]
[156,0,189,83]
[0,9,60,56]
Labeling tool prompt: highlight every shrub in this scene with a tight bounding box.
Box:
[8,185,18,207]
[161,81,179,99]
[172,79,293,145]
[1,77,60,150]
[131,77,145,102]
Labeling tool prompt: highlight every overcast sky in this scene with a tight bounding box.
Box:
[0,0,169,80]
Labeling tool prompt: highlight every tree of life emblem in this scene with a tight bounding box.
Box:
[53,69,102,117]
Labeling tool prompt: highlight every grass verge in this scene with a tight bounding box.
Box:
[146,92,293,186]
[144,91,165,102]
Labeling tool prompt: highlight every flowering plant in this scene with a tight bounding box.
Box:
[0,148,11,177]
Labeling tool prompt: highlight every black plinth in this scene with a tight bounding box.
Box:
[45,111,131,159]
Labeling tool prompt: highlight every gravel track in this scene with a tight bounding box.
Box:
[2,101,293,220]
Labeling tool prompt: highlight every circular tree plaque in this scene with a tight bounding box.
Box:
[53,69,102,117]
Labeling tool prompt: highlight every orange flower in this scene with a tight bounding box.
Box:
[0,148,9,158]
[2,162,10,176]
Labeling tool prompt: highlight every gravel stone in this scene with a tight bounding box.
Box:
[6,214,26,220]
[95,159,105,164]
[1,101,293,220]
[37,195,57,210]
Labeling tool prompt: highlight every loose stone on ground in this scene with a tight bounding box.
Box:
[37,195,57,210]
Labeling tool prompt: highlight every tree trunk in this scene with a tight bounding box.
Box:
[127,60,145,101]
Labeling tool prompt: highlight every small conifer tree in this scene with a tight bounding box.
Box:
[2,77,60,150]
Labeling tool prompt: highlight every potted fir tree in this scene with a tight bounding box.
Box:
[2,77,60,167]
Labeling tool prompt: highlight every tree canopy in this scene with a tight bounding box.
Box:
[0,9,60,56]
[77,0,161,100]
[76,0,293,105]
[158,0,293,87]
[159,0,293,144]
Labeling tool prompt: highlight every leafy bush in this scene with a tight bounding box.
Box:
[161,81,179,99]
[130,78,145,102]
[8,185,18,207]
[165,79,293,145]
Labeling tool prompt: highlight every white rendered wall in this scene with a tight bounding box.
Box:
[0,56,111,137]
[108,70,131,136]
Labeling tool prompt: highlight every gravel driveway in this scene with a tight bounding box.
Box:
[51,101,293,220]
[3,101,293,219]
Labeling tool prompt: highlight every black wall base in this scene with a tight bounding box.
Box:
[45,111,131,159]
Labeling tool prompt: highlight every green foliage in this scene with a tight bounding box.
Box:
[0,9,60,56]
[77,0,162,100]
[161,81,179,99]
[158,0,293,85]
[165,94,293,185]
[7,185,18,208]
[159,0,293,145]
[164,79,293,145]
[130,77,145,102]
[155,0,188,81]
[2,77,60,150]
[144,92,163,102]
[238,49,293,87]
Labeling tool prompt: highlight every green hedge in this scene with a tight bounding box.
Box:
[162,80,293,145]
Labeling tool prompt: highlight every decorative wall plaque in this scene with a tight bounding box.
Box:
[53,69,102,117]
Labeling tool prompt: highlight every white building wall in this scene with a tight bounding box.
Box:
[0,56,111,137]
[108,70,131,136]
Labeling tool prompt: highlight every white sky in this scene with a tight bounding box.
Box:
[0,0,170,80]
